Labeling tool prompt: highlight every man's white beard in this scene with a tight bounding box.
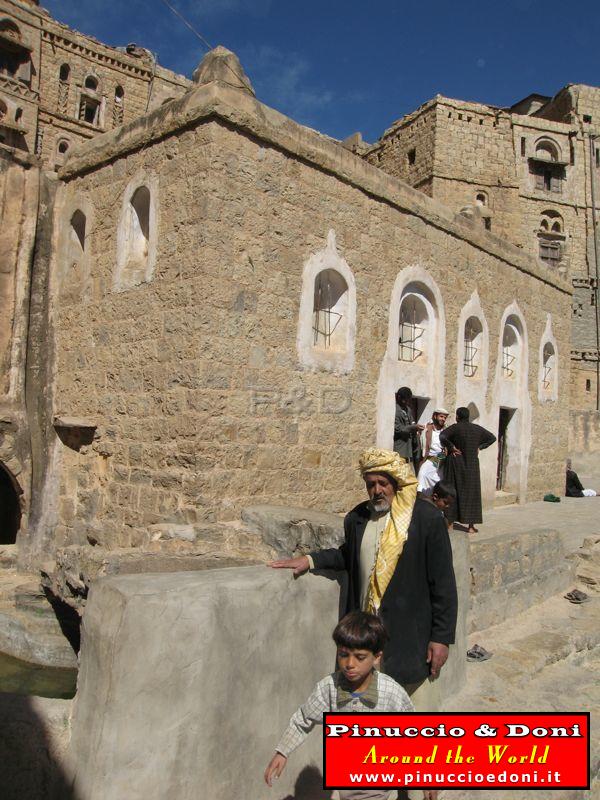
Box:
[370,499,391,514]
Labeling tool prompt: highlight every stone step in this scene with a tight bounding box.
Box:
[493,490,518,507]
[13,583,57,620]
[468,527,575,632]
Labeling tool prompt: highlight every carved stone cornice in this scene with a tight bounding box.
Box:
[41,30,153,79]
[571,349,600,362]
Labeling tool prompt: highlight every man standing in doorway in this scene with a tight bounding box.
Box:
[393,387,423,473]
[440,407,496,533]
[417,407,449,496]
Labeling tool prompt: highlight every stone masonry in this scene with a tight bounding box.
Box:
[34,49,570,556]
[365,86,600,417]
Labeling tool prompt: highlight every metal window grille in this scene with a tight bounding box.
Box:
[313,276,343,349]
[502,347,515,378]
[398,311,424,362]
[542,362,552,391]
[463,326,478,377]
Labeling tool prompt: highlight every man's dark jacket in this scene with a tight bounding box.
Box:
[310,497,457,686]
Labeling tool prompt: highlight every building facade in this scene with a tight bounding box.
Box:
[0,0,189,167]
[365,85,600,415]
[0,1,574,566]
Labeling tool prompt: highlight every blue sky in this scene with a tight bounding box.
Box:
[44,0,600,142]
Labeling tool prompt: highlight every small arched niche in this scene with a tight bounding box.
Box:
[463,316,484,378]
[115,176,158,291]
[59,63,70,82]
[70,209,86,251]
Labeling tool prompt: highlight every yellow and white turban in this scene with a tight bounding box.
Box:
[359,448,418,613]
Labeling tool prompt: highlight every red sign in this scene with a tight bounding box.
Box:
[324,712,589,790]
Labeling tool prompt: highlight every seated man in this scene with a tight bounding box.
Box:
[566,459,597,497]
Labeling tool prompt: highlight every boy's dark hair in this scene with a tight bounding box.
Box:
[432,481,456,500]
[456,406,470,421]
[332,611,389,654]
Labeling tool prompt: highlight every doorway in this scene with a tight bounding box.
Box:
[0,464,21,544]
[496,407,515,490]
[409,395,430,425]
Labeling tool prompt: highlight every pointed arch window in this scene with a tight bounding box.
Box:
[463,316,483,377]
[312,269,349,351]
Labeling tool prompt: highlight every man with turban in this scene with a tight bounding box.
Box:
[269,448,457,715]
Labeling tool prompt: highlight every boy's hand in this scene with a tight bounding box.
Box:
[264,752,287,786]
[267,556,310,576]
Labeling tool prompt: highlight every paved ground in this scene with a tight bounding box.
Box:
[440,456,600,799]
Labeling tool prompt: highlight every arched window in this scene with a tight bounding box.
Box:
[57,139,69,155]
[84,75,98,92]
[113,85,124,126]
[115,178,158,291]
[312,269,349,351]
[542,342,555,393]
[397,283,438,364]
[70,209,86,251]
[463,316,483,377]
[398,294,427,362]
[502,316,522,379]
[538,210,564,266]
[297,229,356,373]
[0,20,30,83]
[0,98,6,121]
[475,191,488,206]
[57,64,71,113]
[14,107,22,123]
[535,139,560,162]
[531,138,564,193]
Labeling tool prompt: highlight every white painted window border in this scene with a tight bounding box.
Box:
[114,171,159,293]
[297,229,356,374]
[538,315,559,402]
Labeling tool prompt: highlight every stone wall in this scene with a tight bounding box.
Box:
[0,146,40,542]
[68,553,468,800]
[569,410,600,453]
[44,77,572,548]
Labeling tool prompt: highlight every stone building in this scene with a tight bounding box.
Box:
[0,0,189,166]
[0,0,573,567]
[365,85,600,416]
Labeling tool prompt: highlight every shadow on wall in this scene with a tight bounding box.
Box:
[0,693,78,800]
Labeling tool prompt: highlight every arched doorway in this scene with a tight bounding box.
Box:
[0,463,21,544]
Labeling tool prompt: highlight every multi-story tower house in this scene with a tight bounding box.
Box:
[0,0,190,167]
[365,85,600,421]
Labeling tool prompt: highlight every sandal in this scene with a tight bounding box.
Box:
[564,589,590,604]
[467,644,493,662]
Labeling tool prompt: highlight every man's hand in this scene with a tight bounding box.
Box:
[412,423,425,432]
[267,556,310,577]
[426,642,449,679]
[423,789,438,800]
[264,752,287,786]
